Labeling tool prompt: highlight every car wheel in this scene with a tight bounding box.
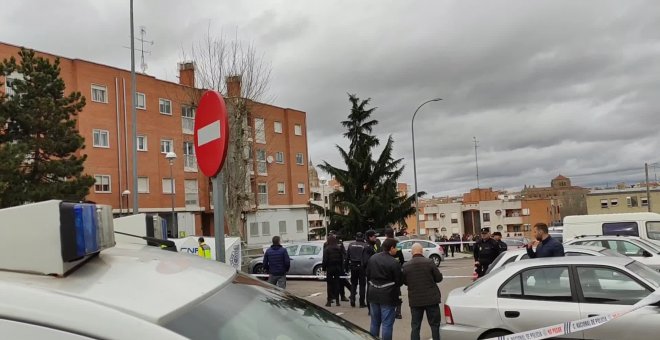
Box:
[430,254,441,267]
[478,330,512,339]
[313,265,324,278]
[253,264,266,275]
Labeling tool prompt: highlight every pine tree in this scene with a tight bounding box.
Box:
[319,94,423,236]
[0,48,94,207]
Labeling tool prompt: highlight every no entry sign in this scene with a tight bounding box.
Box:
[194,91,229,177]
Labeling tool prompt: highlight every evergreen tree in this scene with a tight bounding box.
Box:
[319,94,423,236]
[0,48,94,207]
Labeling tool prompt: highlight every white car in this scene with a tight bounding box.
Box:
[442,256,660,340]
[565,235,660,271]
[398,239,445,266]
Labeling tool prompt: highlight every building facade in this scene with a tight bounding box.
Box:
[587,187,660,215]
[522,175,588,220]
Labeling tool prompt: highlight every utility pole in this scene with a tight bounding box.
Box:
[473,137,480,190]
[130,0,138,214]
[646,163,652,212]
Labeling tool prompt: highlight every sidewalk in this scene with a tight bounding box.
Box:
[444,252,472,260]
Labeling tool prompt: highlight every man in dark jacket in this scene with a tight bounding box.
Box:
[473,228,502,278]
[323,235,345,307]
[346,232,369,307]
[527,223,565,258]
[383,227,404,319]
[324,230,350,302]
[402,243,443,340]
[493,231,508,252]
[263,236,290,289]
[366,238,402,340]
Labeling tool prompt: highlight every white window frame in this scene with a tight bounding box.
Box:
[250,222,259,237]
[184,179,199,206]
[93,129,110,148]
[91,84,108,103]
[137,177,149,193]
[296,219,304,233]
[159,98,172,115]
[277,182,286,195]
[255,118,266,144]
[601,199,609,209]
[274,121,283,134]
[279,221,287,234]
[295,152,304,165]
[297,183,305,195]
[94,175,111,193]
[262,222,271,236]
[137,135,148,151]
[181,105,195,135]
[162,178,176,194]
[641,197,649,207]
[257,183,268,206]
[275,151,284,164]
[610,198,619,207]
[256,149,267,175]
[160,139,173,154]
[136,92,146,110]
[294,124,302,136]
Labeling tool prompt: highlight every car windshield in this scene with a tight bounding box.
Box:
[626,261,660,288]
[485,252,507,275]
[599,249,628,257]
[164,273,374,339]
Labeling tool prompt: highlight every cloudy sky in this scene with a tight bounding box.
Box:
[3,0,660,196]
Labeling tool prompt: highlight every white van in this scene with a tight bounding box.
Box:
[563,212,660,246]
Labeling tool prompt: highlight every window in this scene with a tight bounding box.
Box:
[482,211,491,222]
[159,98,172,115]
[399,241,413,250]
[499,267,572,301]
[137,135,147,151]
[250,222,259,237]
[279,221,287,234]
[91,84,107,103]
[136,92,146,110]
[601,199,609,209]
[93,129,109,148]
[603,240,645,257]
[256,149,267,175]
[297,219,304,233]
[274,121,283,133]
[451,213,458,224]
[602,222,639,236]
[295,153,304,165]
[257,183,268,205]
[299,245,320,256]
[182,106,195,134]
[284,245,299,255]
[277,182,286,194]
[522,208,530,216]
[275,151,284,164]
[137,177,149,193]
[4,75,18,97]
[297,183,305,194]
[160,139,173,154]
[184,179,199,206]
[94,175,111,193]
[577,266,651,305]
[641,197,649,207]
[262,222,271,236]
[627,196,638,207]
[182,105,195,118]
[254,118,265,144]
[183,141,196,171]
[162,178,175,194]
[611,198,619,207]
[647,221,660,241]
[294,124,302,136]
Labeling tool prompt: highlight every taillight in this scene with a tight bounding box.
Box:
[444,304,454,324]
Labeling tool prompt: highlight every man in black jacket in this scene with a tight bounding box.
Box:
[527,223,565,258]
[324,230,351,302]
[383,227,404,319]
[366,238,402,340]
[346,232,369,308]
[403,243,443,340]
[473,228,502,278]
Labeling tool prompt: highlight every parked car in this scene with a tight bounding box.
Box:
[484,245,626,276]
[501,237,530,249]
[564,235,660,271]
[442,256,660,339]
[250,242,325,276]
[398,239,445,266]
[563,212,660,246]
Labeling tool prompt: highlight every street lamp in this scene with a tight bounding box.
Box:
[121,190,131,216]
[412,98,442,234]
[319,176,328,239]
[165,151,177,234]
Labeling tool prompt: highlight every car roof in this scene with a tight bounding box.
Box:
[503,254,634,270]
[571,235,644,240]
[501,245,606,256]
[0,244,236,324]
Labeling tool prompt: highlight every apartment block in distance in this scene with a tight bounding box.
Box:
[587,183,660,215]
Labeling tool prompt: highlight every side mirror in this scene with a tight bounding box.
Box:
[643,250,653,258]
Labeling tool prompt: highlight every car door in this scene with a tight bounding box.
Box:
[283,245,300,274]
[602,240,656,267]
[575,265,658,340]
[296,244,322,275]
[398,241,413,261]
[497,266,583,339]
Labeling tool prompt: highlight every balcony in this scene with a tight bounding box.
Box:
[184,155,198,172]
[182,117,194,135]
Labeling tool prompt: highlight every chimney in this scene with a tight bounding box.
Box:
[178,62,195,87]
[227,75,242,98]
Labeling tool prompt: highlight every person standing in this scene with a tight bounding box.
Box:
[473,228,502,278]
[366,238,403,340]
[346,232,369,308]
[323,235,345,307]
[527,223,565,258]
[493,231,508,252]
[263,236,291,289]
[403,243,443,340]
[325,230,351,302]
[197,237,212,259]
[449,234,459,257]
[383,227,404,319]
[439,234,449,257]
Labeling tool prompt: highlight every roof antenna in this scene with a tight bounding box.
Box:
[137,26,154,73]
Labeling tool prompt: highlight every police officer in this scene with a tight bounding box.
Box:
[473,228,502,278]
[325,230,350,302]
[492,231,508,252]
[197,237,212,259]
[346,232,369,308]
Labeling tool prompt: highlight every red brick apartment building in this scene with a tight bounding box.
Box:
[0,42,310,244]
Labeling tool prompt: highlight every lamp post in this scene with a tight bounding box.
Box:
[165,152,177,234]
[121,190,131,216]
[411,98,442,234]
[320,177,328,240]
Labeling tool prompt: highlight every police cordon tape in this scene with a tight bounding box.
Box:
[250,274,472,279]
[485,291,660,340]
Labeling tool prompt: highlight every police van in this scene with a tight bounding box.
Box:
[0,200,375,339]
[563,212,660,246]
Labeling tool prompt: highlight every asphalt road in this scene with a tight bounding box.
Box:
[286,257,474,340]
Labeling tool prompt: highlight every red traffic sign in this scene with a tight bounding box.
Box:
[194,90,230,177]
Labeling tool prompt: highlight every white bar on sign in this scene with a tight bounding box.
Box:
[197,121,221,146]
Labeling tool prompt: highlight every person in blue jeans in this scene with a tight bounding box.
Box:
[366,238,402,340]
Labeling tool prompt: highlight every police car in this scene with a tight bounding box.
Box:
[0,200,375,339]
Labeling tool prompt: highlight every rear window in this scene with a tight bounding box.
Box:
[646,221,660,241]
[602,222,639,236]
[626,261,660,288]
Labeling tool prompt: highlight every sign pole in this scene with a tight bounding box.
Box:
[213,173,226,262]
